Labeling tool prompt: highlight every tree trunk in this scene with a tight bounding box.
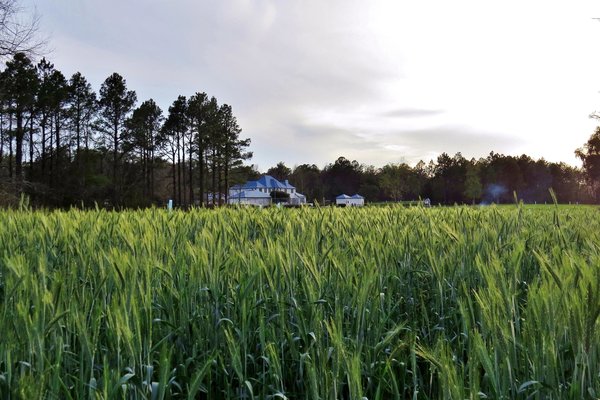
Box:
[113,120,118,205]
[55,112,61,176]
[211,149,216,205]
[171,147,176,205]
[84,121,90,150]
[217,154,222,207]
[29,112,34,179]
[49,118,54,187]
[0,112,4,169]
[198,147,204,207]
[149,145,154,201]
[224,141,230,204]
[177,132,181,206]
[181,132,186,206]
[188,138,193,205]
[15,111,23,185]
[76,104,81,190]
[8,125,13,180]
[40,116,47,183]
[143,147,148,199]
[224,158,229,205]
[205,151,210,205]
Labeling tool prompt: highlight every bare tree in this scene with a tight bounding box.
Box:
[0,0,45,58]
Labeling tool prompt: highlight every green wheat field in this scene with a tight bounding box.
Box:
[0,205,599,399]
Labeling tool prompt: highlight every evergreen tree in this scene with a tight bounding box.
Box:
[266,161,291,182]
[463,162,482,204]
[124,99,162,202]
[2,52,37,187]
[576,126,600,201]
[162,96,187,206]
[45,67,68,187]
[67,72,97,160]
[0,68,9,179]
[35,57,54,183]
[379,163,412,201]
[219,103,251,203]
[187,92,211,206]
[290,164,321,203]
[96,72,136,205]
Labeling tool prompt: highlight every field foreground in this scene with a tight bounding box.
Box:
[0,205,599,399]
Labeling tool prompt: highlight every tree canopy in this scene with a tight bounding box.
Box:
[0,53,252,208]
[576,126,600,201]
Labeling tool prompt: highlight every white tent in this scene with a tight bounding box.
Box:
[336,194,364,206]
[349,194,365,206]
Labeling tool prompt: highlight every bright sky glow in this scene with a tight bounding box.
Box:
[24,0,600,170]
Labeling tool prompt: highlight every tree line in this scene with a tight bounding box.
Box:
[265,151,595,205]
[0,53,251,207]
[0,45,597,208]
[1,56,600,207]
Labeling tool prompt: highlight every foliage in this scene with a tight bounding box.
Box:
[290,163,323,203]
[96,72,137,204]
[463,162,482,203]
[0,54,251,209]
[266,161,291,182]
[576,126,600,200]
[270,189,290,204]
[0,205,599,398]
[0,51,595,208]
[1,52,37,182]
[278,153,589,205]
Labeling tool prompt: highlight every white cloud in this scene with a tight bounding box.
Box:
[24,0,600,169]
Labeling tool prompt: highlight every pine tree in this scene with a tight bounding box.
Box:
[163,96,187,206]
[124,99,162,202]
[576,126,600,201]
[187,92,211,206]
[67,72,97,164]
[2,52,37,188]
[463,162,482,204]
[96,72,136,205]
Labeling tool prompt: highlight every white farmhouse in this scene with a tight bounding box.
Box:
[229,175,307,206]
[336,193,365,207]
[226,190,272,206]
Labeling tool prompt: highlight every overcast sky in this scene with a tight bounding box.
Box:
[24,0,600,170]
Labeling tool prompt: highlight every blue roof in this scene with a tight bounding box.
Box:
[281,179,295,189]
[336,194,351,200]
[233,175,296,191]
[256,175,294,189]
[351,194,364,199]
[242,181,266,189]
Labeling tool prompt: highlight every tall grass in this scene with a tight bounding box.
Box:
[0,204,599,398]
